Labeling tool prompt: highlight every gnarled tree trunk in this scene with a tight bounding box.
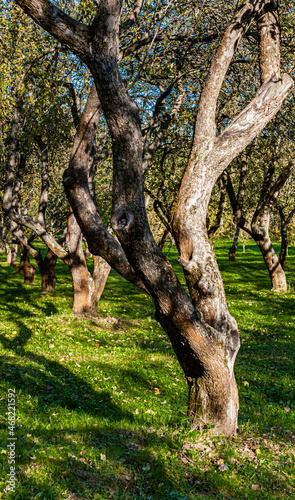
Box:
[252,209,287,292]
[173,165,240,434]
[17,0,293,436]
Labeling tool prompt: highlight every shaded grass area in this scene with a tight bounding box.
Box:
[0,242,294,499]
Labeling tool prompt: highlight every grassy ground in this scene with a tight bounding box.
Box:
[0,242,294,499]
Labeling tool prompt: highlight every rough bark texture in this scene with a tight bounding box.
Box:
[252,208,287,291]
[65,210,95,315]
[15,0,293,435]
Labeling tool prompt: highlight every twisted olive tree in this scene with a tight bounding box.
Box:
[14,0,293,435]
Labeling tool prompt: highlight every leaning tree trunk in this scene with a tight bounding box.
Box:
[158,228,169,250]
[66,210,95,315]
[38,249,58,293]
[252,208,287,292]
[83,237,92,258]
[229,226,240,261]
[255,235,287,291]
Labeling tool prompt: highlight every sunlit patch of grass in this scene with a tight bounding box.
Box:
[0,242,294,499]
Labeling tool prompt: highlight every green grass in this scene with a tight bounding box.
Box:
[0,242,294,499]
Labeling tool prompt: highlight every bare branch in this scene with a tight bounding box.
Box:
[14,0,90,59]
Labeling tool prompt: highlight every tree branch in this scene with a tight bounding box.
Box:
[257,0,280,83]
[63,82,148,292]
[192,0,266,150]
[14,0,90,59]
[213,73,293,176]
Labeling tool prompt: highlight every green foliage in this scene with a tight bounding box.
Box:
[0,243,294,499]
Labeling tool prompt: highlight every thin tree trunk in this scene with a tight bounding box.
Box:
[279,224,288,269]
[84,237,92,258]
[278,207,295,269]
[24,251,36,283]
[5,243,12,264]
[10,243,18,267]
[229,226,240,261]
[158,228,169,250]
[38,249,58,293]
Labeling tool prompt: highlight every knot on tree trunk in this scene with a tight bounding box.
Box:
[111,210,134,234]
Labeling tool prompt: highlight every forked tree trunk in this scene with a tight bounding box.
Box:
[229,226,240,261]
[38,249,58,293]
[66,210,95,315]
[10,243,18,267]
[5,243,12,264]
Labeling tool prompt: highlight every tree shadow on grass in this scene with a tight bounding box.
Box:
[11,424,221,500]
[11,422,292,499]
[0,324,131,422]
